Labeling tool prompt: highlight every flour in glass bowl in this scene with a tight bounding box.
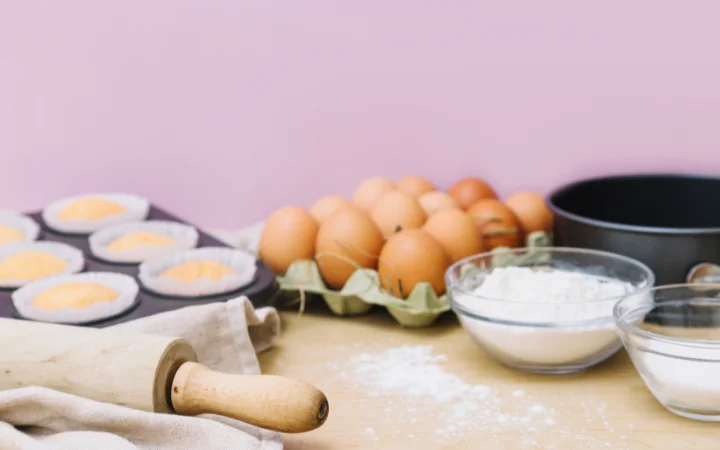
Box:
[454,267,635,366]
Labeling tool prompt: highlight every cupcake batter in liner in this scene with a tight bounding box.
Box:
[139,247,257,298]
[0,211,40,246]
[89,220,199,263]
[42,193,150,234]
[0,241,85,288]
[12,272,139,325]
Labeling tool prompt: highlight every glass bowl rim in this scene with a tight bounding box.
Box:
[445,246,655,304]
[613,282,720,347]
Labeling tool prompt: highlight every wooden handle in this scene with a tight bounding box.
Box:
[170,362,329,433]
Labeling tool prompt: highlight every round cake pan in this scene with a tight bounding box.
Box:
[548,173,720,285]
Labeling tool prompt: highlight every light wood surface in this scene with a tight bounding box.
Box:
[0,318,328,433]
[259,305,720,450]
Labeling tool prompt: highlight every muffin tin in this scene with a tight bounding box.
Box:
[0,204,280,327]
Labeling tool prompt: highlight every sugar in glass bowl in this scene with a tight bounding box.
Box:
[615,284,720,421]
[446,247,655,374]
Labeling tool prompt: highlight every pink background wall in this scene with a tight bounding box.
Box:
[2,1,720,227]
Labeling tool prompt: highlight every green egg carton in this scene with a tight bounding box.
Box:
[277,259,449,327]
[277,259,374,316]
[488,231,555,266]
[277,230,553,328]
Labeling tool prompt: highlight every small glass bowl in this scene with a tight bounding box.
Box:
[446,247,654,374]
[614,284,720,421]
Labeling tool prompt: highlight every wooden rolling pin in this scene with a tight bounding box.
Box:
[0,318,328,433]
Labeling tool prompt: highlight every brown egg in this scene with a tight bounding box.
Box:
[309,195,350,224]
[423,209,484,262]
[397,175,435,198]
[315,205,385,289]
[352,177,396,212]
[378,229,450,298]
[505,191,554,234]
[467,199,522,250]
[259,206,319,274]
[448,178,498,210]
[418,191,460,216]
[370,190,427,238]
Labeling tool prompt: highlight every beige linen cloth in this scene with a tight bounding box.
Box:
[0,297,284,450]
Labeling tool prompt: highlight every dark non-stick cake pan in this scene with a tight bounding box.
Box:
[548,173,720,285]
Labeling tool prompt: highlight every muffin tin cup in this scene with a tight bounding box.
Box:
[42,193,150,234]
[0,211,41,245]
[0,241,85,288]
[12,272,139,325]
[139,247,258,298]
[89,220,199,263]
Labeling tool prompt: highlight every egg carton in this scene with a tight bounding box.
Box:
[277,259,448,327]
[488,231,554,266]
[459,232,555,284]
[277,231,553,328]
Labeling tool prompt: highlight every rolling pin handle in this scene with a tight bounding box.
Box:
[170,362,329,433]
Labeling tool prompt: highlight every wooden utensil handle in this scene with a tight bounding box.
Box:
[170,362,329,433]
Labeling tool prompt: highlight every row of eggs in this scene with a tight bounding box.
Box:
[260,176,554,298]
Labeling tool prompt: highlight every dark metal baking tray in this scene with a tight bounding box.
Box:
[0,205,280,327]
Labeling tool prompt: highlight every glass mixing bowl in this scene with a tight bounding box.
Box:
[615,284,720,421]
[446,247,655,374]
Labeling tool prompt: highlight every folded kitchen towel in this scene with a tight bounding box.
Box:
[0,297,284,450]
[207,222,264,257]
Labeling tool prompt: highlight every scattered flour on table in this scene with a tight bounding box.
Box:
[327,345,633,448]
[364,428,379,441]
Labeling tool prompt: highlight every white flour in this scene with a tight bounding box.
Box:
[336,345,555,444]
[629,334,720,413]
[455,267,634,366]
[328,344,630,448]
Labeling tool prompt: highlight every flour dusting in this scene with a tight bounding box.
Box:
[364,427,379,441]
[335,345,552,444]
[327,344,632,448]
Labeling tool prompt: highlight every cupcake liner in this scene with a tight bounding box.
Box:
[0,211,40,245]
[89,220,199,263]
[139,247,257,298]
[42,193,150,234]
[0,241,85,288]
[12,272,139,325]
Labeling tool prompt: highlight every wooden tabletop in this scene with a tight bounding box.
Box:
[258,305,720,450]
